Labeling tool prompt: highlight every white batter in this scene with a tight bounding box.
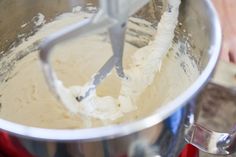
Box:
[50,0,181,123]
[0,1,199,128]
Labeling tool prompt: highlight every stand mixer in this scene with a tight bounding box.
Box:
[2,0,235,157]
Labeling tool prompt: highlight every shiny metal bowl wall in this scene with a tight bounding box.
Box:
[0,0,221,157]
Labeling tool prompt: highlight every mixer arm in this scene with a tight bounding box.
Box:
[98,0,151,79]
[99,0,150,18]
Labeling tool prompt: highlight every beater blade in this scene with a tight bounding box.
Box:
[39,0,151,103]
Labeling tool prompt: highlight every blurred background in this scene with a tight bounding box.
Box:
[199,1,236,156]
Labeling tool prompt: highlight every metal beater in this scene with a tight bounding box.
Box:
[39,0,150,102]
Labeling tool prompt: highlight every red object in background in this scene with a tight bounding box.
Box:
[179,144,199,157]
[0,132,34,157]
[0,131,198,157]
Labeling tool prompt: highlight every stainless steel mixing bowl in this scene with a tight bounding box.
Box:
[1,0,234,157]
